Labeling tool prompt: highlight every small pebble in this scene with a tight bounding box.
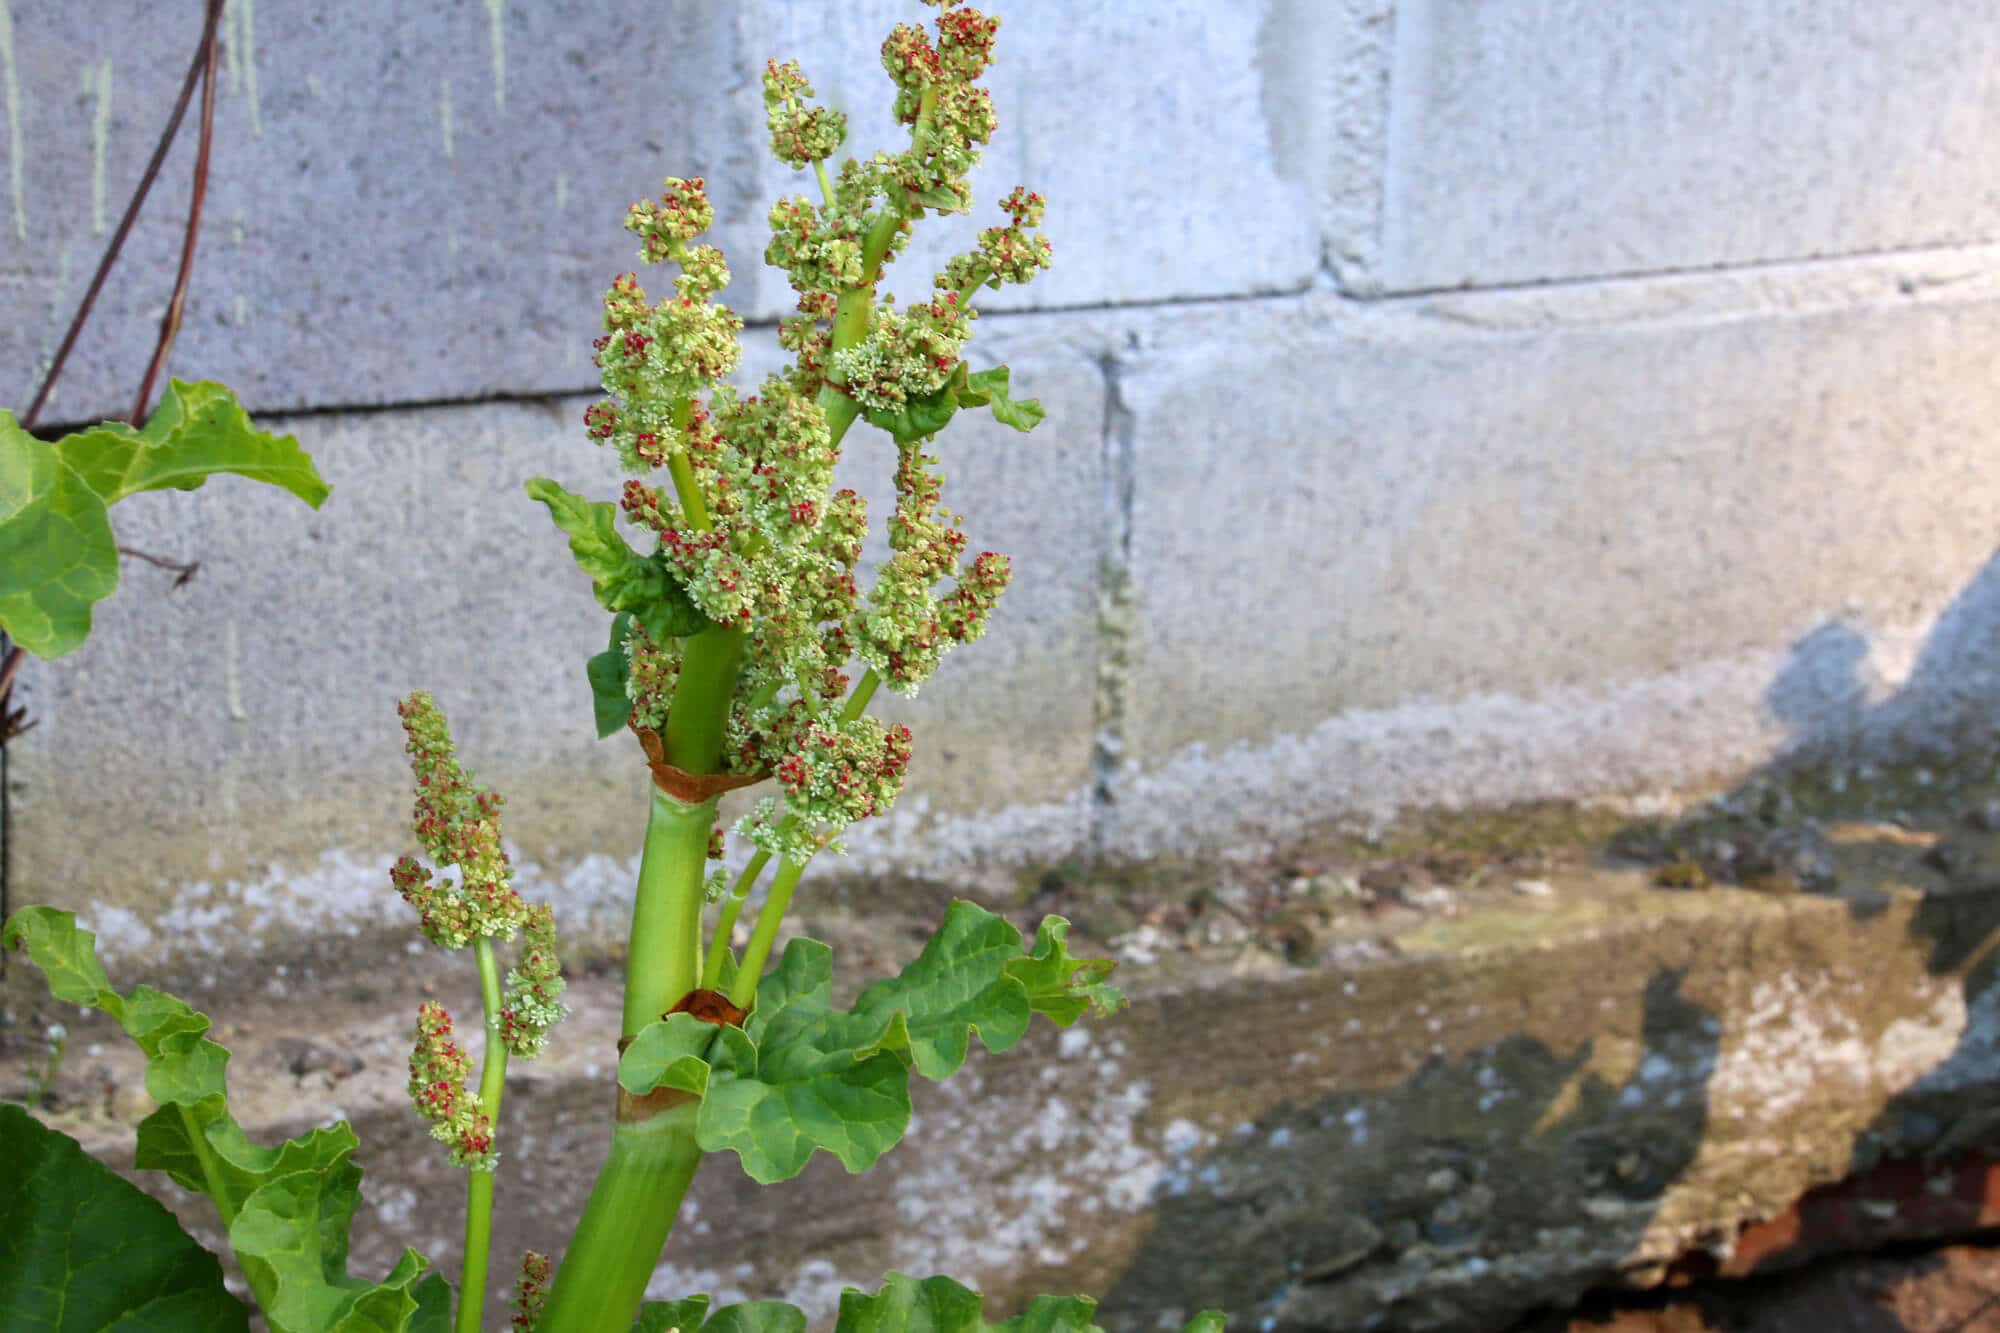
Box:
[1512,878,1555,898]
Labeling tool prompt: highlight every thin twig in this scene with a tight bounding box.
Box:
[0,645,30,744]
[130,0,224,426]
[20,0,225,430]
[117,546,202,588]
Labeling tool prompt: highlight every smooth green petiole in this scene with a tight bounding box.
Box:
[624,790,721,1036]
[534,1105,704,1333]
[702,847,771,989]
[728,857,809,1011]
[455,937,510,1333]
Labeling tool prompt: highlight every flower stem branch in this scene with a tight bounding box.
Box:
[455,938,510,1333]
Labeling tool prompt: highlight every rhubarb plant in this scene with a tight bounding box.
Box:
[4,4,1223,1331]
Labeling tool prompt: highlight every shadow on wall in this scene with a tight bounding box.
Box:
[1097,546,2000,1332]
[1095,972,1718,1333]
[1766,549,2000,769]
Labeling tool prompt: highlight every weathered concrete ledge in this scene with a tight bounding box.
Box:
[15,829,2000,1332]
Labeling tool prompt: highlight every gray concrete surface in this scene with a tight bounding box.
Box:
[28,849,2000,1333]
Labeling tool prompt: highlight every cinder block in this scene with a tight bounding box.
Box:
[1117,279,2000,801]
[2,2,751,422]
[738,0,1321,321]
[1380,0,2000,291]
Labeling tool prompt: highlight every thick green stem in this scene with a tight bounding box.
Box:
[663,625,745,775]
[624,791,720,1037]
[455,939,509,1333]
[534,1108,704,1333]
[728,858,808,1011]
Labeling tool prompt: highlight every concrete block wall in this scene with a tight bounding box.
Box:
[8,0,2000,963]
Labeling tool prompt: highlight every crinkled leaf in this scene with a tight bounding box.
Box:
[960,367,1044,433]
[862,381,963,444]
[636,1296,805,1333]
[0,382,328,658]
[54,379,329,506]
[911,186,965,213]
[0,1102,250,1332]
[696,903,1119,1182]
[646,1276,1215,1333]
[2,905,118,1007]
[0,416,118,658]
[588,611,636,738]
[1002,917,1125,1028]
[636,1295,712,1333]
[3,907,448,1333]
[525,478,708,640]
[862,363,1043,445]
[1171,1316,1226,1333]
[833,1272,1214,1333]
[697,945,910,1183]
[706,1304,809,1333]
[618,1011,751,1098]
[230,1168,437,1333]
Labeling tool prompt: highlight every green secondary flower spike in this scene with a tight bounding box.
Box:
[391,691,567,1333]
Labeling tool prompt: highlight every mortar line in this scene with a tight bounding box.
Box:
[27,230,2000,433]
[1088,349,1136,866]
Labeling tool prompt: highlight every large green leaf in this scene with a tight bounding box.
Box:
[3,907,451,1333]
[643,1273,1221,1333]
[0,1102,250,1332]
[0,415,118,658]
[0,381,329,658]
[616,903,1121,1184]
[525,477,708,641]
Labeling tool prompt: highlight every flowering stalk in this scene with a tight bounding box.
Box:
[0,10,1222,1333]
[393,693,567,1333]
[522,3,1063,1327]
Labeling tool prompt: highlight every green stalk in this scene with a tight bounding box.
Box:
[624,790,721,1037]
[728,858,808,1011]
[663,624,745,775]
[701,848,771,989]
[455,938,510,1333]
[533,1106,704,1333]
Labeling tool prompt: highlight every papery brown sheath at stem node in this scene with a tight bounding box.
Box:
[629,718,767,802]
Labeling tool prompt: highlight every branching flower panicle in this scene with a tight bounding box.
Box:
[394,691,567,1170]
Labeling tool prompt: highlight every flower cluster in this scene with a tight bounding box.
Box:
[393,691,527,948]
[852,440,1013,692]
[553,0,1051,855]
[407,1001,494,1169]
[500,902,566,1058]
[584,178,745,475]
[764,59,845,167]
[826,290,974,413]
[940,184,1053,296]
[511,1251,551,1331]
